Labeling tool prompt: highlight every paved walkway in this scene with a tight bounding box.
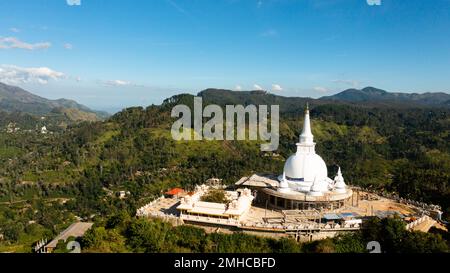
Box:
[46,222,93,249]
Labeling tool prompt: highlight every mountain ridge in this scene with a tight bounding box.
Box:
[320,86,450,107]
[0,82,109,121]
[176,87,450,111]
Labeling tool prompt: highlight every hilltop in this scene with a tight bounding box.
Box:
[0,88,449,253]
[164,87,450,113]
[0,82,109,122]
[321,86,450,108]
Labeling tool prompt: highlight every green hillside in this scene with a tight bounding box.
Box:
[0,82,108,122]
[0,90,449,252]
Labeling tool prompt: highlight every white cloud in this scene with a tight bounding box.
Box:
[253,84,263,90]
[332,79,360,88]
[0,65,65,85]
[271,84,283,92]
[64,43,73,50]
[257,1,263,8]
[261,29,277,37]
[10,28,20,33]
[105,80,131,86]
[67,0,81,6]
[313,86,328,93]
[235,85,242,91]
[0,37,51,50]
[102,80,137,87]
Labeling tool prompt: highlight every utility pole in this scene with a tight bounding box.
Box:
[265,199,268,218]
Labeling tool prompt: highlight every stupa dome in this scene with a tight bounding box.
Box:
[283,153,328,183]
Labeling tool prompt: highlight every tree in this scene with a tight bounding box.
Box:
[401,231,448,253]
[3,222,24,243]
[201,189,229,204]
[271,238,302,253]
[379,217,407,253]
[333,232,366,253]
[81,227,108,249]
[106,210,131,231]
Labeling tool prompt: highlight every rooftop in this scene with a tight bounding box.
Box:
[235,174,280,188]
[165,188,184,196]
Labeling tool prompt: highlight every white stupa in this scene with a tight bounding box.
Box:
[333,167,347,194]
[278,172,291,193]
[278,104,346,195]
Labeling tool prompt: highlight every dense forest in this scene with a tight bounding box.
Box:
[74,214,447,253]
[0,91,449,252]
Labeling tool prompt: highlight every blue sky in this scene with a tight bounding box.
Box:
[0,0,449,112]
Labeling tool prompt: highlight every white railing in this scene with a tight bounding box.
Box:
[405,215,432,230]
[239,222,361,231]
[181,214,240,226]
[33,238,49,253]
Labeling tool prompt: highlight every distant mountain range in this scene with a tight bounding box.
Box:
[321,86,450,107]
[196,89,312,113]
[191,87,450,111]
[1,83,449,124]
[0,82,108,121]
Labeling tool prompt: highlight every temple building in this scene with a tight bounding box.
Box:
[137,105,439,237]
[236,105,353,211]
[137,107,441,236]
[176,185,254,226]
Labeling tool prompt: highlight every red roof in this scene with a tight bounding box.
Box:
[165,188,184,196]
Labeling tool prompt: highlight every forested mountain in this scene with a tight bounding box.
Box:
[0,88,449,252]
[195,88,343,114]
[0,82,108,121]
[192,87,450,111]
[197,89,316,112]
[321,86,450,107]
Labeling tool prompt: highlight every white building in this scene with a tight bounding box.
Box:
[236,104,352,211]
[177,185,254,226]
[278,104,347,196]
